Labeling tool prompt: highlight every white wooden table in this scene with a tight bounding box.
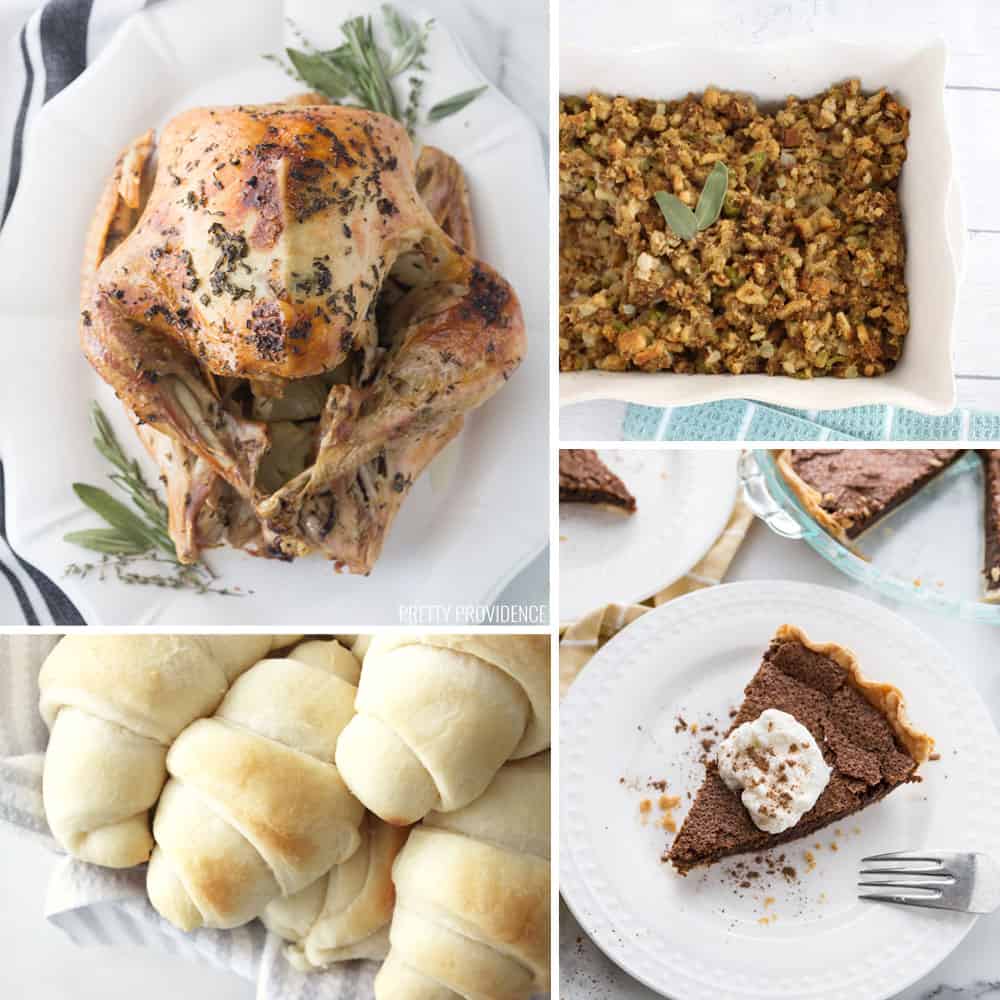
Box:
[560,0,1000,441]
[561,511,1000,1000]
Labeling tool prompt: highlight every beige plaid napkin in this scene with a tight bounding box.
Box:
[559,498,753,696]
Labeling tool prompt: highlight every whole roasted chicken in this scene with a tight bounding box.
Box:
[80,98,524,573]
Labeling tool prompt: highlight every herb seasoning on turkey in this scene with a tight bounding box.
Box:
[69,7,507,582]
[75,99,518,578]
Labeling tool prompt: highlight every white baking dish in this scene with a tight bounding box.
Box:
[559,39,962,415]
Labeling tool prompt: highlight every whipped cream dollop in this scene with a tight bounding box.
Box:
[716,708,831,834]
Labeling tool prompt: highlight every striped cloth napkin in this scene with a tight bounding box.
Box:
[0,0,109,624]
[0,633,380,998]
[623,400,1000,443]
[559,497,752,694]
[0,0,164,624]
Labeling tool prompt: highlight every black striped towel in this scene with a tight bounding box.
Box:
[0,0,136,625]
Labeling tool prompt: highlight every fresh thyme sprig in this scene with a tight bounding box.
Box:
[64,403,240,595]
[265,4,487,134]
[65,552,242,595]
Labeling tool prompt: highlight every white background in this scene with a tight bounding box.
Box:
[559,0,1000,441]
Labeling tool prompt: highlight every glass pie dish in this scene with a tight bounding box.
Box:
[739,450,1000,625]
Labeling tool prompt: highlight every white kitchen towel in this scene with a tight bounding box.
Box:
[0,0,548,626]
[0,633,377,998]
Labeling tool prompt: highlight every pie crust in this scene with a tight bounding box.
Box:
[774,449,854,542]
[775,624,933,763]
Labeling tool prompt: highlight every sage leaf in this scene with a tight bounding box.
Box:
[428,86,488,123]
[654,191,698,241]
[72,483,156,550]
[267,8,444,134]
[694,161,729,231]
[388,31,429,76]
[65,404,235,594]
[381,5,431,76]
[64,528,148,556]
[382,3,409,46]
[286,47,352,99]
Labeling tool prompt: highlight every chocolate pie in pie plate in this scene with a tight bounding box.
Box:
[742,450,1000,623]
[775,449,1000,604]
[560,581,1000,1000]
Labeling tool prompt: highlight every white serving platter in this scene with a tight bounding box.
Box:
[0,0,549,625]
[560,38,963,415]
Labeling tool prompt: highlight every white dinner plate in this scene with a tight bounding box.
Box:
[560,581,1000,1000]
[559,450,739,622]
[0,0,548,625]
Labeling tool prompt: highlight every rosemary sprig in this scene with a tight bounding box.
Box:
[342,14,403,121]
[655,162,730,240]
[267,4,486,133]
[64,403,238,595]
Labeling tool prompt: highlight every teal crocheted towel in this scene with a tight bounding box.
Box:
[623,401,1000,442]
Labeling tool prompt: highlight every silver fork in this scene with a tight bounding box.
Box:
[858,851,1000,913]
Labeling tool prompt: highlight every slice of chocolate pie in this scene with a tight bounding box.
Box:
[980,450,1000,603]
[776,449,963,542]
[559,450,637,514]
[668,625,932,874]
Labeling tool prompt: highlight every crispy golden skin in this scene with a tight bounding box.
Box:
[80,101,524,572]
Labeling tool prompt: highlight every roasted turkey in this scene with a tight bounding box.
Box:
[79,99,524,572]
